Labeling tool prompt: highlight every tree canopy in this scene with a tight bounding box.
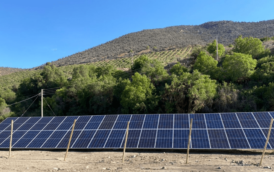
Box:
[222,53,257,82]
[233,36,265,58]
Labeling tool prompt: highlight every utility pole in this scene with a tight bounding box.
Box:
[216,35,219,61]
[41,89,43,117]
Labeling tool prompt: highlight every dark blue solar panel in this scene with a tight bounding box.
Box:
[0,123,10,130]
[42,131,67,148]
[190,114,206,128]
[158,114,173,129]
[138,130,156,148]
[0,131,10,139]
[1,112,274,150]
[244,129,270,149]
[220,113,241,128]
[237,113,259,128]
[72,130,96,148]
[262,129,274,148]
[113,115,131,129]
[205,114,223,128]
[104,130,126,148]
[129,115,145,129]
[208,130,229,148]
[1,117,18,124]
[253,112,273,128]
[143,115,159,129]
[99,115,118,129]
[17,123,36,130]
[30,117,53,130]
[27,131,53,148]
[269,112,274,118]
[174,114,189,128]
[43,117,66,130]
[13,117,29,124]
[0,131,26,148]
[155,130,172,148]
[73,116,91,130]
[57,116,79,130]
[88,130,110,148]
[191,130,210,148]
[24,117,40,124]
[123,130,141,148]
[226,129,249,148]
[13,131,40,148]
[57,131,81,148]
[174,130,189,148]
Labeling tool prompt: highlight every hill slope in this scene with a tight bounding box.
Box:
[51,20,274,67]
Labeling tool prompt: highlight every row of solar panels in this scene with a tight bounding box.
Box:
[0,112,273,149]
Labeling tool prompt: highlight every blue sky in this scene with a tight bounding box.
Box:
[1,0,274,69]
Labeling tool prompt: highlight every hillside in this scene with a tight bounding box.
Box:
[0,67,24,77]
[50,20,274,67]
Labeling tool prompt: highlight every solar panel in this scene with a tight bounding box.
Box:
[0,112,274,150]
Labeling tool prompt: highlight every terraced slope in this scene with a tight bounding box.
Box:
[91,46,193,69]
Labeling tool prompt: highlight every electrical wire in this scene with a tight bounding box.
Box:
[7,93,40,106]
[43,98,56,116]
[20,95,39,117]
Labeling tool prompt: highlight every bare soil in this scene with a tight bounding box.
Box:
[1,150,274,172]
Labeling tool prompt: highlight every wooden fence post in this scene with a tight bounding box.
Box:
[9,120,13,158]
[64,119,77,161]
[186,118,193,164]
[122,121,130,164]
[259,118,273,166]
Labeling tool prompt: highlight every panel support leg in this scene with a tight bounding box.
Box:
[64,119,77,161]
[122,121,130,164]
[259,118,273,166]
[186,118,193,164]
[9,120,13,158]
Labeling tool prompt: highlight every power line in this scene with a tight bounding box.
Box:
[44,98,56,116]
[7,94,40,107]
[20,95,39,117]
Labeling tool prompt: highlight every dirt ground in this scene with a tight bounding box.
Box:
[1,150,274,172]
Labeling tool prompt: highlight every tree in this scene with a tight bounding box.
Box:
[222,53,257,82]
[0,98,7,115]
[121,72,157,113]
[233,36,265,58]
[170,62,188,76]
[140,59,168,83]
[162,70,217,113]
[193,51,219,79]
[131,55,150,73]
[207,40,225,58]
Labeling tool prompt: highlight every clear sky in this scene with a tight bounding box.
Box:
[1,0,274,69]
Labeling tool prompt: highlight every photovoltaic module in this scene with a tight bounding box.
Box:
[0,112,273,150]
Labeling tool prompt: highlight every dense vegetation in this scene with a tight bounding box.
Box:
[1,36,274,120]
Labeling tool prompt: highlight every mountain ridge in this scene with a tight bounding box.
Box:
[50,19,274,67]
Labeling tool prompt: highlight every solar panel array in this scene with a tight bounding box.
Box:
[0,112,274,150]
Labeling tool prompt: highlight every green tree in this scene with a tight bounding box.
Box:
[222,53,257,82]
[170,62,188,76]
[121,72,157,113]
[162,70,217,113]
[140,59,168,83]
[233,36,265,58]
[193,51,219,79]
[131,55,150,73]
[0,98,7,115]
[207,40,225,58]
